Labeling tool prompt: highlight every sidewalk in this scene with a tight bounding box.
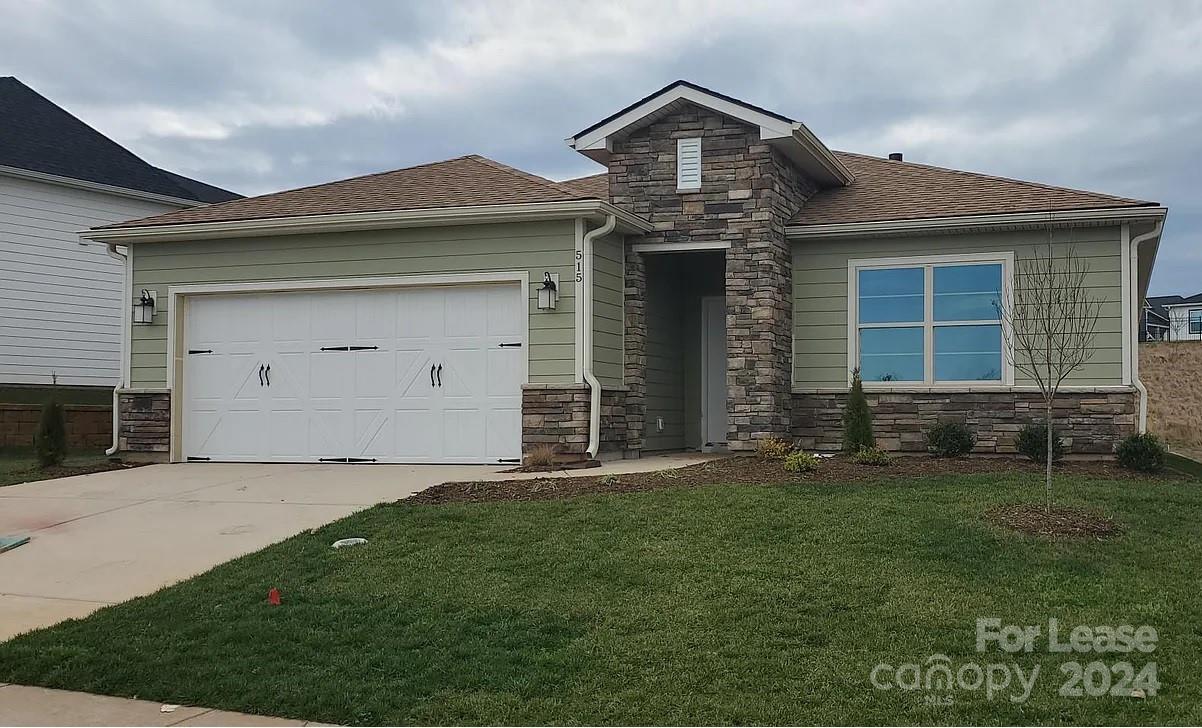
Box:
[0,684,333,727]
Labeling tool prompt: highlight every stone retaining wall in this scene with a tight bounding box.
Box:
[0,403,111,449]
[792,389,1138,455]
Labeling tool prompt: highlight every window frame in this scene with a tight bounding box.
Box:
[847,251,1015,388]
[1189,309,1202,335]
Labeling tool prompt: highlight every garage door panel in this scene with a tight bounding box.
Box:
[183,282,523,463]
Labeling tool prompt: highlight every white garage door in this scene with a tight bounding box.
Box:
[181,283,525,464]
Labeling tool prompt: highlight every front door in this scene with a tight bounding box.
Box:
[701,295,727,448]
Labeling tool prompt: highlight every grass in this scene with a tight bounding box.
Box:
[0,448,120,487]
[1,471,1200,725]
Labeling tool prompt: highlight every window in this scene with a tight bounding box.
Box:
[852,256,1008,385]
[677,137,701,190]
[1190,310,1202,335]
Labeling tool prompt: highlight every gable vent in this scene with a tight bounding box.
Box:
[677,137,702,191]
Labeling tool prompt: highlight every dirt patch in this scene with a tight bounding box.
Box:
[987,503,1123,539]
[407,454,1164,506]
[0,460,144,488]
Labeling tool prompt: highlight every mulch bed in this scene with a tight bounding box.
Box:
[407,454,1163,506]
[1,460,145,487]
[987,503,1124,539]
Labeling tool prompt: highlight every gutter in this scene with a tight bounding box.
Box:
[582,214,617,461]
[103,243,131,457]
[787,206,1169,239]
[82,200,652,244]
[1130,219,1165,433]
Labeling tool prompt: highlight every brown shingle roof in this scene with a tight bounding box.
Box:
[560,172,608,198]
[792,151,1156,226]
[99,155,597,229]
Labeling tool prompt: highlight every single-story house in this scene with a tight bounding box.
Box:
[81,80,1166,464]
[0,76,239,449]
[1142,294,1202,342]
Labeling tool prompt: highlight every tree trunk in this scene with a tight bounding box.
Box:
[1045,399,1053,515]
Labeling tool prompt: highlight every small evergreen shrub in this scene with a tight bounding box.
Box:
[842,368,874,454]
[755,437,794,460]
[34,398,67,468]
[851,446,891,466]
[1115,433,1167,473]
[926,421,976,457]
[1015,422,1065,463]
[783,451,820,473]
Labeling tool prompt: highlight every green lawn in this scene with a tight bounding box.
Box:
[1,470,1199,725]
[0,449,120,487]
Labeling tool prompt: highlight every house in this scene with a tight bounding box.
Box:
[80,80,1166,463]
[1142,294,1202,341]
[0,77,240,448]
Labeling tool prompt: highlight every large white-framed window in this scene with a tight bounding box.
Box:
[848,252,1014,387]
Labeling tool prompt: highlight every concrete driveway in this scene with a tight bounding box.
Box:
[0,462,502,641]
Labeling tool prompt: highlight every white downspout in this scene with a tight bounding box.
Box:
[1130,220,1163,433]
[582,214,617,460]
[104,243,130,456]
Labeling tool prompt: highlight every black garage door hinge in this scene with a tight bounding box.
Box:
[187,349,213,355]
[319,346,380,352]
[498,342,522,348]
[186,456,211,461]
[318,457,378,463]
[497,458,521,464]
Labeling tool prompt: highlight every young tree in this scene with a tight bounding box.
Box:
[843,368,874,453]
[995,232,1102,513]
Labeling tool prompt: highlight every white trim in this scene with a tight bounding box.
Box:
[0,164,203,208]
[82,200,653,244]
[847,251,1015,388]
[789,206,1169,239]
[631,241,732,254]
[164,271,530,462]
[1120,223,1132,385]
[573,218,586,382]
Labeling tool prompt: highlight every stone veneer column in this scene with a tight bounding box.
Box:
[607,103,817,451]
[623,251,647,453]
[118,391,170,457]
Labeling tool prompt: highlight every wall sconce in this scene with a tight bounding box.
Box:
[133,288,156,324]
[537,272,560,310]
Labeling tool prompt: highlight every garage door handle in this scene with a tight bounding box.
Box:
[436,364,442,387]
[258,364,265,386]
[264,364,270,387]
[430,364,436,387]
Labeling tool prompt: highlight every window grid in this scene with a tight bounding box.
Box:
[854,259,1008,385]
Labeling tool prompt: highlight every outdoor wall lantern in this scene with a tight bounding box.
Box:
[537,272,560,310]
[133,288,156,324]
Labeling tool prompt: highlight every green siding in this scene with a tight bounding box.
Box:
[592,233,624,387]
[644,264,685,451]
[793,227,1126,389]
[130,221,578,388]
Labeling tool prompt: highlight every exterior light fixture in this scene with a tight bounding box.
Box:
[537,272,560,310]
[133,289,156,324]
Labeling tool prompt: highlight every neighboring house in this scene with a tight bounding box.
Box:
[1142,294,1202,342]
[81,80,1166,464]
[0,77,239,446]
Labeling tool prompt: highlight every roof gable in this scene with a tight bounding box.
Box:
[565,80,852,187]
[0,76,239,204]
[792,151,1156,227]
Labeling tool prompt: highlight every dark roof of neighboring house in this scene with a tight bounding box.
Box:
[559,172,608,198]
[791,152,1157,225]
[0,76,240,204]
[1146,293,1202,320]
[99,155,594,229]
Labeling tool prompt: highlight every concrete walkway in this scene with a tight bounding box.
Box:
[0,684,333,726]
[0,453,714,640]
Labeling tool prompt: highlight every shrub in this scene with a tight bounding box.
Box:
[851,446,891,466]
[926,421,976,457]
[598,473,620,486]
[523,444,559,467]
[1015,422,1065,463]
[34,398,67,468]
[755,437,794,460]
[842,368,874,454]
[783,451,820,473]
[1115,433,1167,473]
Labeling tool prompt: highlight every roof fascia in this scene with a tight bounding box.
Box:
[0,163,201,208]
[788,206,1169,240]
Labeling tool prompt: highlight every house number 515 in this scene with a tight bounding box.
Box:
[575,249,584,283]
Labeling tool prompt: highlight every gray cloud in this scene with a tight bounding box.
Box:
[2,0,1198,291]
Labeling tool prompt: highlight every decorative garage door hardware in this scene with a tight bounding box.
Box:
[258,364,271,386]
[318,345,380,351]
[497,458,521,464]
[186,456,211,461]
[428,363,444,387]
[318,457,378,463]
[499,342,522,347]
[187,349,212,355]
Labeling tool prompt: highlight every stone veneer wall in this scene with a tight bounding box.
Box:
[118,391,171,455]
[521,384,629,461]
[792,390,1138,455]
[607,102,817,452]
[0,404,111,449]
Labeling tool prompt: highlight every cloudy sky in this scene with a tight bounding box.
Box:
[3,0,1199,292]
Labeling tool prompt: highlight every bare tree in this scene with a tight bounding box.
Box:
[995,231,1103,514]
